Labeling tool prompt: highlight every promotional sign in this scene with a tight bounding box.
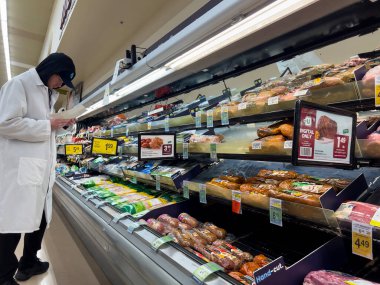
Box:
[91,138,118,155]
[138,133,176,160]
[253,257,285,284]
[65,144,83,155]
[232,190,242,214]
[292,100,356,168]
[352,221,373,260]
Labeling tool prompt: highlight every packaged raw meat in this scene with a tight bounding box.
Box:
[279,180,332,194]
[207,245,243,271]
[171,229,194,247]
[182,229,208,245]
[239,261,261,276]
[211,178,241,190]
[303,270,380,285]
[228,272,254,285]
[240,183,278,194]
[212,240,253,261]
[257,169,298,180]
[268,189,321,207]
[363,65,380,87]
[178,213,199,227]
[193,228,218,243]
[157,214,179,228]
[178,222,193,230]
[246,177,281,185]
[335,201,380,227]
[220,175,245,184]
[185,247,210,263]
[253,254,271,267]
[202,222,227,239]
[146,218,166,234]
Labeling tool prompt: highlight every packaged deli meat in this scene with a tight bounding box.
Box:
[193,228,218,243]
[202,222,227,239]
[268,189,321,207]
[335,201,380,227]
[228,272,254,285]
[303,270,380,285]
[178,213,199,227]
[278,180,333,194]
[219,175,245,184]
[157,214,179,228]
[213,240,253,262]
[257,169,298,180]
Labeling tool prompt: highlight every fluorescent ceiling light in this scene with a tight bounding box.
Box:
[0,0,11,80]
[165,0,318,70]
[115,67,174,97]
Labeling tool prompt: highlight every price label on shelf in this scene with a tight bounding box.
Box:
[112,212,131,223]
[207,110,214,128]
[268,96,279,105]
[192,262,223,283]
[251,141,262,150]
[65,144,83,155]
[238,102,247,110]
[155,175,161,191]
[199,184,207,204]
[183,181,190,199]
[232,190,242,214]
[91,138,118,155]
[375,76,380,107]
[127,222,141,234]
[130,176,137,184]
[221,106,229,125]
[164,116,170,132]
[183,142,189,159]
[111,127,114,138]
[294,89,310,97]
[86,131,90,139]
[210,143,217,161]
[345,280,374,285]
[195,111,202,128]
[103,83,110,105]
[125,125,129,136]
[147,122,152,130]
[269,198,283,227]
[284,140,293,149]
[151,235,173,251]
[370,208,380,227]
[352,221,373,260]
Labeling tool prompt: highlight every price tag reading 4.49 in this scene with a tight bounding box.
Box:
[65,144,83,155]
[192,262,223,283]
[270,198,283,227]
[352,221,373,260]
[151,235,173,251]
[91,138,118,155]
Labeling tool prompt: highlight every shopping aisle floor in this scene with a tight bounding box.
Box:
[15,207,111,285]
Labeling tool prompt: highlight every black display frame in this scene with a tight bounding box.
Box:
[292,100,357,169]
[138,132,177,161]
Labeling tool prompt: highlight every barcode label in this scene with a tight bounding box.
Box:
[300,147,312,157]
[252,141,262,150]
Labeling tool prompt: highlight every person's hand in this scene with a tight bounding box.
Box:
[50,118,76,130]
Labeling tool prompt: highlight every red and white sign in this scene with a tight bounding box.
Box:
[297,107,353,164]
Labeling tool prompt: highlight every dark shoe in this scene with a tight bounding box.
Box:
[0,279,19,285]
[15,259,49,281]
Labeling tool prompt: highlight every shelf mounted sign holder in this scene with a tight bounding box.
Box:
[292,100,357,169]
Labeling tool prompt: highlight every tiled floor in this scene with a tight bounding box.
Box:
[15,207,111,285]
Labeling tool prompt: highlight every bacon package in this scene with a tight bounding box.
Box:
[304,270,380,285]
[335,201,380,227]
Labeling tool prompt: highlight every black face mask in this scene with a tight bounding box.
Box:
[36,52,76,88]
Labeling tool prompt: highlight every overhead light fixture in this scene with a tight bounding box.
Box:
[115,66,174,97]
[0,0,11,80]
[165,0,318,70]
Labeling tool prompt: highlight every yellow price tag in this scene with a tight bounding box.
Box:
[352,221,373,260]
[375,76,380,107]
[313,77,322,84]
[91,138,118,155]
[65,144,83,155]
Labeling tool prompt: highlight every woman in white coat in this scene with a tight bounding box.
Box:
[0,53,76,285]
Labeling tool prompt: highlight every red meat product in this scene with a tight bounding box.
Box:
[192,244,234,271]
[146,218,166,234]
[185,247,210,263]
[207,245,243,271]
[171,228,194,247]
[335,201,380,226]
[212,240,253,261]
[202,222,227,239]
[363,65,380,88]
[228,272,254,285]
[253,254,271,267]
[240,261,261,276]
[303,270,380,285]
[317,115,337,140]
[178,213,199,227]
[157,214,179,228]
[178,222,193,230]
[182,229,208,245]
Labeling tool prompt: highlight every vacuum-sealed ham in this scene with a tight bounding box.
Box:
[335,201,380,227]
[304,270,380,285]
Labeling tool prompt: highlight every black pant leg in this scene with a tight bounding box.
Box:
[19,213,47,269]
[0,233,21,282]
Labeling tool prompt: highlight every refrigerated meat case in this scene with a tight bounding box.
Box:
[54,1,380,284]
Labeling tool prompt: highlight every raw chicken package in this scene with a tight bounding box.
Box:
[304,270,380,285]
[335,201,380,228]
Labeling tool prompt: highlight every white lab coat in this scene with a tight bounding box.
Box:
[0,68,58,233]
